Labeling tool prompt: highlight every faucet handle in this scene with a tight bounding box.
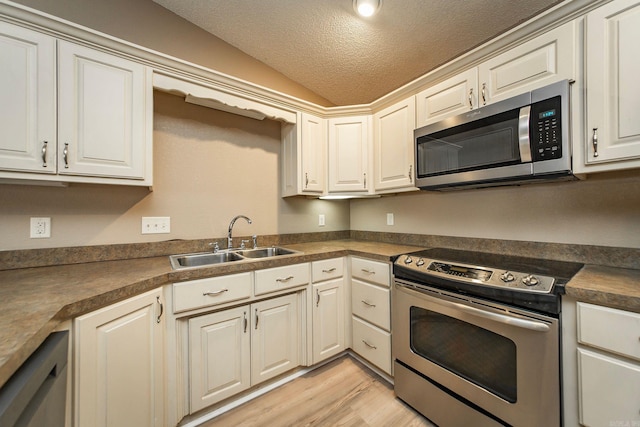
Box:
[240,239,249,250]
[209,242,220,253]
[252,235,258,249]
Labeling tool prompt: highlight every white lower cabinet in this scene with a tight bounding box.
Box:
[188,293,300,413]
[576,302,640,426]
[311,258,345,364]
[74,288,164,427]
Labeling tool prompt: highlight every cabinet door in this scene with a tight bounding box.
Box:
[58,40,148,180]
[189,306,250,412]
[75,288,164,427]
[328,115,370,192]
[300,112,326,194]
[578,348,640,427]
[373,97,416,192]
[584,0,640,166]
[416,68,478,127]
[251,293,299,385]
[478,21,575,105]
[312,279,345,363]
[0,22,56,173]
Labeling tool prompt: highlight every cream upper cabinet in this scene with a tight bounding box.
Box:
[0,22,56,173]
[578,0,640,172]
[74,288,164,427]
[477,21,575,106]
[373,97,417,192]
[58,40,150,181]
[281,112,326,196]
[416,21,575,128]
[416,68,478,128]
[328,115,371,193]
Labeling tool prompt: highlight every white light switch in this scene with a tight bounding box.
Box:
[386,213,394,226]
[141,217,171,234]
[318,214,325,227]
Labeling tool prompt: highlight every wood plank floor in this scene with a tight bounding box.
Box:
[199,355,434,427]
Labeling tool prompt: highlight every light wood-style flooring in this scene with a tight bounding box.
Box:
[199,355,434,427]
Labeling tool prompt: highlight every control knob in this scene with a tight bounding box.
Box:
[416,258,425,267]
[500,271,515,283]
[404,256,413,265]
[522,275,540,287]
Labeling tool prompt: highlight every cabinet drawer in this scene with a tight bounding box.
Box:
[577,302,640,362]
[312,258,344,282]
[352,316,391,375]
[173,273,252,313]
[351,257,390,287]
[254,263,310,296]
[351,279,390,330]
[578,348,640,426]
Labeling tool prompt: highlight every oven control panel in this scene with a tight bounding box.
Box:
[396,255,555,293]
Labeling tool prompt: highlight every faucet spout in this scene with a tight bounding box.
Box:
[227,215,252,249]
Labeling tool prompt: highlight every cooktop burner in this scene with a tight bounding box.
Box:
[393,248,584,316]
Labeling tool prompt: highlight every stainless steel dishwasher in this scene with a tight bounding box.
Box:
[0,331,69,427]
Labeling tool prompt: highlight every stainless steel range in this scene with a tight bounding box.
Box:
[392,248,583,427]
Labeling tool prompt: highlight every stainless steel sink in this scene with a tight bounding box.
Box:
[169,246,300,269]
[236,247,298,258]
[169,251,244,269]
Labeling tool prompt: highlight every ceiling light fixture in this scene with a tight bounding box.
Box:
[353,0,381,17]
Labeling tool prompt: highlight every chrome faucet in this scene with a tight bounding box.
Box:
[227,215,252,249]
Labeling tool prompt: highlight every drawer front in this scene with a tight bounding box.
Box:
[352,316,391,375]
[255,263,310,296]
[312,258,344,282]
[351,279,390,330]
[577,302,640,362]
[351,257,390,287]
[173,273,252,313]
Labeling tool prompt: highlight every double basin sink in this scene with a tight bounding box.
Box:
[169,246,299,270]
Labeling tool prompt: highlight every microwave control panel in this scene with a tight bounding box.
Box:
[531,96,562,162]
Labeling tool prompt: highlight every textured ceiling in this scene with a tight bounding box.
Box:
[152,0,560,106]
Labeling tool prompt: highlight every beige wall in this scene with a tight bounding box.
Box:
[12,0,333,106]
[350,171,640,248]
[0,92,349,251]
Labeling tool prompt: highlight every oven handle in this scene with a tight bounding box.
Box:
[444,298,550,332]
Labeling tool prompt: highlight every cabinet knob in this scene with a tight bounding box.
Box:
[63,143,69,168]
[468,88,474,110]
[481,83,487,105]
[156,296,163,324]
[592,128,599,158]
[42,141,48,168]
[316,289,320,307]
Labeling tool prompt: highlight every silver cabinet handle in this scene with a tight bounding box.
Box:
[322,268,336,273]
[363,172,367,188]
[362,340,377,350]
[42,141,48,167]
[481,83,487,105]
[305,172,309,188]
[316,289,320,307]
[203,289,229,296]
[63,143,69,168]
[243,311,248,333]
[156,296,163,324]
[408,165,412,180]
[276,276,294,283]
[468,88,474,109]
[255,308,259,330]
[361,300,376,308]
[361,269,375,274]
[592,128,599,158]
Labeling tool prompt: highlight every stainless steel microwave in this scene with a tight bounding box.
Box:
[414,80,575,191]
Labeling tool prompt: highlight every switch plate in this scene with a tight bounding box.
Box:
[141,217,171,234]
[30,217,51,238]
[386,213,394,226]
[318,214,325,227]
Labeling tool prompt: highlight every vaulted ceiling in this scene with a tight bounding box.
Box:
[152,0,561,106]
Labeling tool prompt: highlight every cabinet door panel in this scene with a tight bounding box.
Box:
[328,116,370,192]
[251,294,299,385]
[585,0,640,164]
[300,113,326,193]
[58,41,147,179]
[416,68,477,127]
[0,22,56,173]
[312,279,345,363]
[189,306,250,412]
[75,288,163,427]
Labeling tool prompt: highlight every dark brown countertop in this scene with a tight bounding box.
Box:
[1,238,638,389]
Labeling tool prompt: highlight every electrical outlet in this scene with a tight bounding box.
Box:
[30,217,51,238]
[318,214,326,227]
[386,213,394,226]
[141,217,171,234]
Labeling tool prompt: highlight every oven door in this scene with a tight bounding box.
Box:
[393,280,560,427]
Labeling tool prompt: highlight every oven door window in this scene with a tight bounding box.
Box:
[409,306,517,403]
[417,109,521,177]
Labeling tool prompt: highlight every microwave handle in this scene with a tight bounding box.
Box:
[518,105,532,163]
